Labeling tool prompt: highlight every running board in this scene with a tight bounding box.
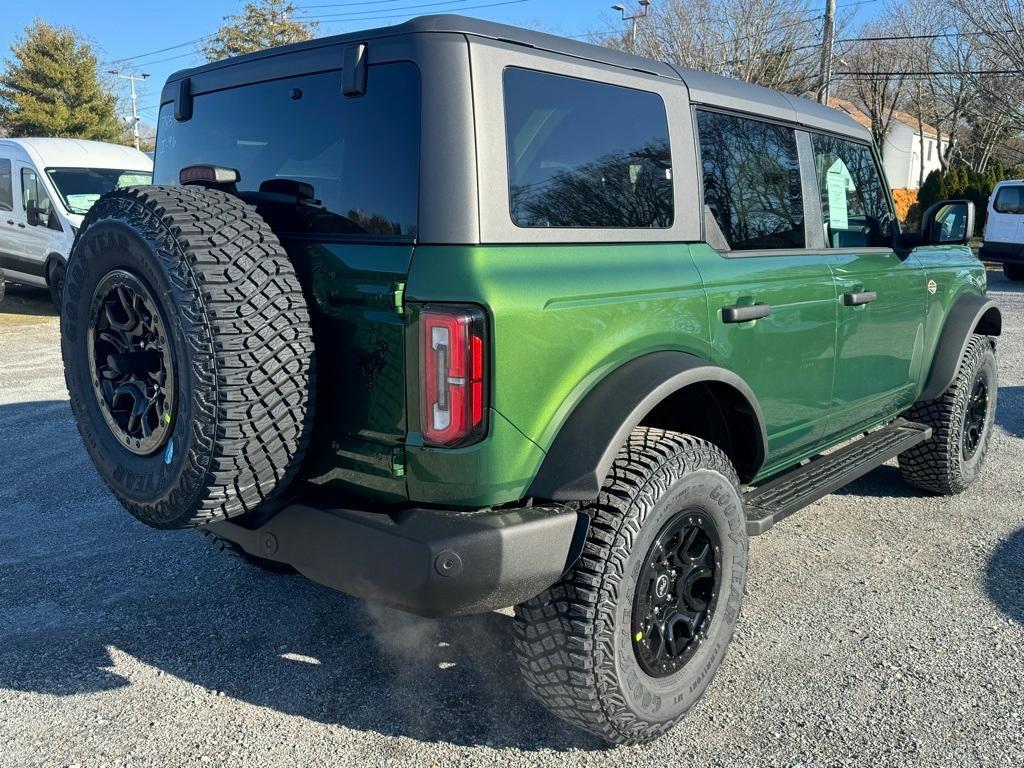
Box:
[743,419,932,536]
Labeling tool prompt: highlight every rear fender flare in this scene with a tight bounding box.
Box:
[527,351,768,501]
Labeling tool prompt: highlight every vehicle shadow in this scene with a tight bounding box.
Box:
[996,385,1023,440]
[0,399,603,752]
[833,463,920,499]
[985,526,1024,626]
[0,283,56,317]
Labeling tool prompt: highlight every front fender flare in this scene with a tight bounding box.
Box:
[918,293,1001,402]
[527,351,768,501]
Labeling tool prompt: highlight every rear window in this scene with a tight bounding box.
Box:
[994,185,1024,214]
[154,63,420,240]
[503,68,673,229]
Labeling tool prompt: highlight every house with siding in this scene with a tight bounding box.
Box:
[829,98,950,190]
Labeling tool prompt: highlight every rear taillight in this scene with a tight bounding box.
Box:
[419,304,488,447]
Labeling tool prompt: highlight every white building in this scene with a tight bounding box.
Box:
[829,99,951,190]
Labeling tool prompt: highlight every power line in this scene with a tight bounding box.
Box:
[117,50,203,68]
[301,0,528,22]
[104,34,215,67]
[299,0,467,8]
[837,69,1021,76]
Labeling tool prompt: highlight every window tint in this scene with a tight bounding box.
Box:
[696,110,804,250]
[503,68,673,229]
[155,63,420,240]
[810,133,894,248]
[0,160,11,211]
[994,185,1024,214]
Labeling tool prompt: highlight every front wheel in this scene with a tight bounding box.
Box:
[899,334,997,494]
[514,428,748,745]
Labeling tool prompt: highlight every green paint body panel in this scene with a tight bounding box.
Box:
[284,240,413,503]
[289,236,986,507]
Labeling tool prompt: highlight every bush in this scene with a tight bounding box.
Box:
[916,164,1010,236]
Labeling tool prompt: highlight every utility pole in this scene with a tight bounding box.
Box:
[817,0,836,105]
[109,71,150,150]
[612,0,652,55]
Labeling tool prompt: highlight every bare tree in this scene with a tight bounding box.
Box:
[835,20,910,161]
[599,0,822,93]
[952,0,1024,73]
[946,0,1024,169]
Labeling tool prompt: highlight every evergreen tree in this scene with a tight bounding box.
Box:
[917,169,947,213]
[203,0,319,62]
[0,20,125,142]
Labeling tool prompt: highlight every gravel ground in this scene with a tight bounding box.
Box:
[0,273,1022,768]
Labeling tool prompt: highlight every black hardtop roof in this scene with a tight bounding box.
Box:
[164,13,868,141]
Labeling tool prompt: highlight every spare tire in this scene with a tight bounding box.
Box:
[61,185,315,529]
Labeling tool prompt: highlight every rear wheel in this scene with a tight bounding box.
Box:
[899,334,997,494]
[514,428,747,745]
[1003,263,1024,282]
[61,185,315,529]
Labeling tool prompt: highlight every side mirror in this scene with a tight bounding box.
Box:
[25,202,41,226]
[920,199,974,246]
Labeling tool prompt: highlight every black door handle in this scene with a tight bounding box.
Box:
[843,291,877,306]
[5,220,13,226]
[722,303,771,323]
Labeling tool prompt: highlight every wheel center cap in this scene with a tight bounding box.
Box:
[655,574,671,598]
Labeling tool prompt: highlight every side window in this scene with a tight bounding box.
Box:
[810,133,894,248]
[21,168,52,215]
[0,160,12,211]
[696,110,805,251]
[503,68,673,229]
[994,185,1024,215]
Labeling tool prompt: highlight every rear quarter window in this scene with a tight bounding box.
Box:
[154,62,420,240]
[502,67,673,229]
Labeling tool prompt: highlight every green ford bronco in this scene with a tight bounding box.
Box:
[61,15,1002,745]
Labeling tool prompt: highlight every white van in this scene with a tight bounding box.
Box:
[980,178,1024,282]
[0,138,152,305]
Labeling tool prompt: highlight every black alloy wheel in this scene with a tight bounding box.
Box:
[962,374,989,460]
[631,510,722,677]
[87,269,176,457]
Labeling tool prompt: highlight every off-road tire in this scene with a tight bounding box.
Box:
[1003,263,1024,282]
[899,334,997,494]
[48,259,66,308]
[61,185,315,529]
[514,428,748,745]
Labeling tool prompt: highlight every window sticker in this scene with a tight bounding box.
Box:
[825,159,854,230]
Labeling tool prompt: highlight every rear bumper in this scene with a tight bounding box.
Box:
[979,241,1024,263]
[204,498,588,617]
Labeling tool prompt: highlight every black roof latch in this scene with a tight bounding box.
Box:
[174,78,193,122]
[342,43,368,97]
